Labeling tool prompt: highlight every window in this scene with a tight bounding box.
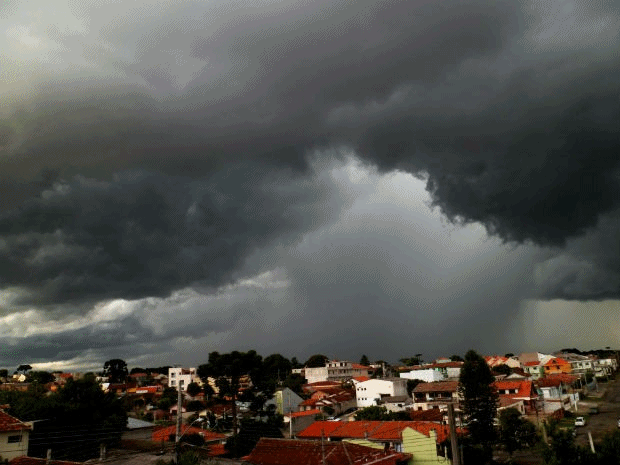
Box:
[8,435,21,443]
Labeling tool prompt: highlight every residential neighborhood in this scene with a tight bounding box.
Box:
[0,348,619,464]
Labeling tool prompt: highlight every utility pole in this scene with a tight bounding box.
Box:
[447,403,460,465]
[588,431,596,454]
[175,379,183,463]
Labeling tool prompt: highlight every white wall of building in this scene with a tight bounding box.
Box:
[356,379,407,408]
[400,369,445,383]
[168,367,198,391]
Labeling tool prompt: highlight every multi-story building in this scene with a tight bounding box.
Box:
[304,360,370,384]
[355,378,408,408]
[168,367,199,391]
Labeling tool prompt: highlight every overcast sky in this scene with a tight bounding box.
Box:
[1,0,619,372]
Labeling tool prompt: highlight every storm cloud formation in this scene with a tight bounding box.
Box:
[0,0,620,366]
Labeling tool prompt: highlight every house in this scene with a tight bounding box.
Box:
[304,361,370,384]
[523,361,544,380]
[0,409,30,460]
[122,417,156,441]
[412,381,459,412]
[543,357,572,376]
[380,396,412,413]
[400,369,445,383]
[284,409,322,436]
[168,367,200,392]
[152,424,226,443]
[297,421,458,464]
[355,378,408,408]
[302,381,342,394]
[244,437,411,465]
[493,380,539,415]
[299,389,356,415]
[421,362,463,380]
[264,387,303,415]
[536,374,579,413]
[485,355,521,369]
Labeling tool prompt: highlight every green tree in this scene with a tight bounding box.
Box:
[225,417,283,457]
[282,373,305,395]
[458,349,498,463]
[399,355,422,366]
[186,382,201,397]
[197,350,263,435]
[450,354,464,362]
[16,364,32,374]
[304,354,328,368]
[290,357,303,369]
[498,408,537,455]
[27,371,55,385]
[355,406,392,421]
[492,364,512,376]
[103,359,128,383]
[0,369,8,378]
[360,354,370,366]
[158,386,178,411]
[10,376,128,461]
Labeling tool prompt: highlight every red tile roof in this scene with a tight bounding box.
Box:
[351,364,370,370]
[353,376,370,382]
[493,380,536,400]
[536,374,579,387]
[524,361,540,367]
[0,410,30,432]
[297,420,459,444]
[408,409,444,422]
[10,457,81,465]
[290,409,321,418]
[413,381,459,393]
[152,425,225,442]
[245,438,411,465]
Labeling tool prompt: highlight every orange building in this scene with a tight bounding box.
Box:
[543,357,572,375]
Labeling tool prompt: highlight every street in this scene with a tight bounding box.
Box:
[574,375,620,448]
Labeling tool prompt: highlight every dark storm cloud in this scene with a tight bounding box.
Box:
[1,0,619,306]
[0,167,332,306]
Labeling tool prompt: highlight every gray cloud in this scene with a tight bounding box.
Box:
[0,0,619,368]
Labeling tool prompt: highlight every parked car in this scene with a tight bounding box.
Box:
[575,417,586,427]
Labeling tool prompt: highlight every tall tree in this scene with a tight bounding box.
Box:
[103,359,128,383]
[399,356,422,366]
[197,350,263,435]
[498,408,537,455]
[16,364,32,374]
[304,354,328,368]
[359,354,370,366]
[458,349,498,463]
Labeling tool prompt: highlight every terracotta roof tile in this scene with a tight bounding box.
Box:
[413,381,459,393]
[245,438,410,465]
[10,457,81,465]
[0,410,30,432]
[290,409,321,418]
[152,425,225,442]
[297,421,461,444]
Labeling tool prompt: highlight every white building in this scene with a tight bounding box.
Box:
[168,367,199,391]
[400,369,445,383]
[0,410,30,460]
[304,360,370,384]
[355,378,407,408]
